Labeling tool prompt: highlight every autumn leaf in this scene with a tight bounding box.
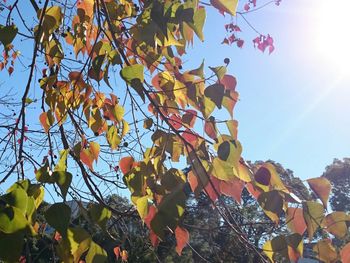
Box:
[175,226,189,255]
[313,239,338,263]
[286,207,307,235]
[307,177,331,208]
[341,243,350,263]
[210,0,239,16]
[119,156,134,175]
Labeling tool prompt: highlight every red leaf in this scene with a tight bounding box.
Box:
[119,156,134,175]
[204,119,217,140]
[113,246,120,259]
[220,178,244,204]
[182,129,199,146]
[144,205,157,229]
[286,207,307,235]
[204,176,221,202]
[175,226,190,255]
[341,243,350,263]
[149,230,160,247]
[244,3,250,11]
[220,74,237,91]
[169,114,182,130]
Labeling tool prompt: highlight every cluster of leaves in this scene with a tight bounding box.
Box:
[1,0,350,262]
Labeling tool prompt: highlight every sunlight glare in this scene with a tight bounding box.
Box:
[316,0,350,71]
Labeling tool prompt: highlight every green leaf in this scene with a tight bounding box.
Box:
[86,241,108,263]
[36,160,54,183]
[120,64,144,84]
[120,65,145,101]
[1,188,28,214]
[55,149,69,171]
[88,203,111,230]
[106,125,121,150]
[0,206,29,234]
[0,231,24,262]
[187,8,206,41]
[303,201,325,239]
[210,0,239,16]
[204,83,225,109]
[151,184,187,239]
[209,66,226,80]
[0,25,18,47]
[56,227,91,262]
[263,234,303,262]
[45,203,71,237]
[189,60,205,78]
[39,6,62,35]
[258,190,284,223]
[52,171,72,199]
[27,184,45,209]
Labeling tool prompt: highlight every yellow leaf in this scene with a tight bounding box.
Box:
[313,239,338,263]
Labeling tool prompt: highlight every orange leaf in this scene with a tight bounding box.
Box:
[89,141,100,162]
[80,148,93,170]
[119,156,134,174]
[188,170,199,193]
[113,246,120,259]
[307,177,331,208]
[341,243,350,263]
[175,226,189,256]
[219,178,244,204]
[77,0,94,19]
[39,112,50,133]
[120,250,128,262]
[286,207,307,235]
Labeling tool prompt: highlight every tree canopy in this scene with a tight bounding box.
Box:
[0,0,350,262]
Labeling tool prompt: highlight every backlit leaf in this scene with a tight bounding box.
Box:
[0,25,18,47]
[119,156,134,175]
[210,0,239,16]
[313,239,338,263]
[303,201,325,239]
[175,226,189,255]
[341,243,350,263]
[286,207,307,235]
[307,177,331,208]
[45,203,71,238]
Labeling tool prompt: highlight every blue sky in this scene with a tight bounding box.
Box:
[191,0,350,180]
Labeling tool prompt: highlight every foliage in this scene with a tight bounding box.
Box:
[323,158,350,212]
[0,0,350,262]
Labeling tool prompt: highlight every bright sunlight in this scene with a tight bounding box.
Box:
[316,0,350,69]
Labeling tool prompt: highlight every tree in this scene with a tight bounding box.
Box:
[1,0,350,262]
[323,158,350,211]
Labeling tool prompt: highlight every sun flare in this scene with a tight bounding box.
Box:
[316,0,350,69]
